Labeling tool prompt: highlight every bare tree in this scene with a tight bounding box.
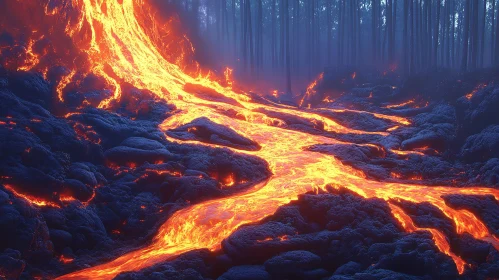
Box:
[285,0,291,94]
[491,0,496,63]
[496,0,499,64]
[403,0,409,74]
[462,0,471,71]
[271,0,276,69]
[433,0,441,66]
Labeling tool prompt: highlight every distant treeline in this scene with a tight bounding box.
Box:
[170,0,499,91]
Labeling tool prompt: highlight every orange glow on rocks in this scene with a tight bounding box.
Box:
[17,38,42,72]
[390,149,425,156]
[387,125,400,131]
[59,255,75,264]
[383,99,416,109]
[222,173,236,188]
[57,70,76,102]
[71,121,101,145]
[465,83,487,100]
[4,184,60,208]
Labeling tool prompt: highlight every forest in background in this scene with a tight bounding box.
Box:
[169,0,499,93]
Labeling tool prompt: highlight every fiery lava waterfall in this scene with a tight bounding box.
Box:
[1,0,499,279]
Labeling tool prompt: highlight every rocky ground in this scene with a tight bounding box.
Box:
[1,68,499,279]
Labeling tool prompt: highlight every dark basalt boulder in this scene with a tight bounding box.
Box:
[318,109,393,132]
[412,104,456,126]
[401,123,455,151]
[168,117,261,151]
[67,162,105,187]
[0,190,54,264]
[468,158,499,187]
[104,144,173,166]
[120,137,166,151]
[329,268,426,280]
[457,86,499,136]
[5,72,52,109]
[49,229,73,252]
[332,261,362,276]
[264,250,323,279]
[222,221,298,263]
[254,108,325,132]
[0,249,25,279]
[0,89,87,160]
[218,265,270,280]
[115,250,215,280]
[391,104,457,151]
[104,137,170,167]
[66,108,164,149]
[460,125,499,162]
[160,176,221,203]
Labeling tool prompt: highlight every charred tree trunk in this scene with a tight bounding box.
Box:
[427,0,432,68]
[307,0,312,76]
[392,0,397,65]
[256,0,263,72]
[387,0,393,64]
[415,0,421,70]
[491,0,496,63]
[462,0,471,71]
[246,0,254,75]
[372,0,377,64]
[457,0,463,68]
[433,0,440,67]
[496,0,499,65]
[471,0,479,70]
[280,0,285,70]
[439,0,448,66]
[241,0,247,71]
[327,0,332,65]
[492,0,496,63]
[451,0,455,68]
[232,0,236,57]
[410,0,415,74]
[285,0,291,94]
[270,0,277,70]
[382,1,388,65]
[480,0,486,67]
[403,0,409,74]
[294,0,300,75]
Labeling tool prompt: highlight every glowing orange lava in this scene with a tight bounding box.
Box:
[383,99,416,109]
[59,255,75,264]
[4,184,60,208]
[299,72,324,107]
[4,1,498,279]
[389,204,466,274]
[465,83,487,100]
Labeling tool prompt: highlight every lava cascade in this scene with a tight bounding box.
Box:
[1,1,498,279]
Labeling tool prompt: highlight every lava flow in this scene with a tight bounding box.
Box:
[3,0,499,279]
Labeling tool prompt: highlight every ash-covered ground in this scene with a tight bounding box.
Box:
[1,68,499,279]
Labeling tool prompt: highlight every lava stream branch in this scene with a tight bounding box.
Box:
[59,102,499,279]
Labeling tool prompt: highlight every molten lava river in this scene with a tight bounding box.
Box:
[3,0,499,279]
